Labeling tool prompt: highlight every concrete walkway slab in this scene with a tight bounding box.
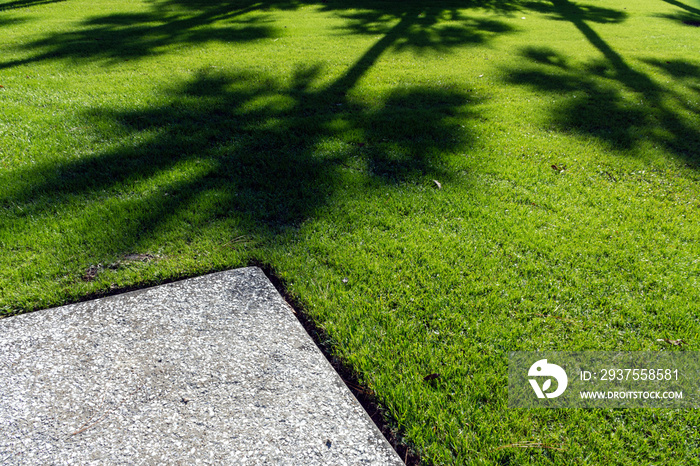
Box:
[0,267,403,465]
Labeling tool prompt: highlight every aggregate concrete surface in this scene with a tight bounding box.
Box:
[0,267,403,465]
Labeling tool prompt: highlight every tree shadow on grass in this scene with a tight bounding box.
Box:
[505,0,700,163]
[0,16,28,28]
[1,1,513,269]
[0,0,64,12]
[0,72,472,264]
[1,0,521,69]
[1,2,279,68]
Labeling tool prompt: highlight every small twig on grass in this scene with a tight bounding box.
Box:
[223,235,252,247]
[344,379,371,395]
[495,441,566,452]
[603,171,617,182]
[534,313,580,326]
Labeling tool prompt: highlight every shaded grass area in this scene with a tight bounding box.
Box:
[2,0,700,463]
[0,0,64,12]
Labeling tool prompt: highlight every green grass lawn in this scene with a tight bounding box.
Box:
[2,0,700,463]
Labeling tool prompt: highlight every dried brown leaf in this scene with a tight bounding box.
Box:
[82,264,102,282]
[656,338,687,347]
[551,164,566,173]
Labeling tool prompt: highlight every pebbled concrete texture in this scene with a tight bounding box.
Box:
[0,267,403,465]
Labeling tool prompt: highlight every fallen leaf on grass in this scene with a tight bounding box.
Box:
[423,373,441,381]
[656,338,686,347]
[551,164,566,173]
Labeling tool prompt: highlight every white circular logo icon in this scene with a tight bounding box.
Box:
[528,359,568,399]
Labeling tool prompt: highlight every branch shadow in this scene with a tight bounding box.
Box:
[504,0,699,163]
[658,10,700,27]
[334,6,515,55]
[660,0,700,16]
[521,0,628,24]
[506,50,650,149]
[643,58,700,82]
[657,0,700,27]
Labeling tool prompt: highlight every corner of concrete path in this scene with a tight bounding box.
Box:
[0,267,404,465]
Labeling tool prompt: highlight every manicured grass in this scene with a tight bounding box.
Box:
[2,0,700,463]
